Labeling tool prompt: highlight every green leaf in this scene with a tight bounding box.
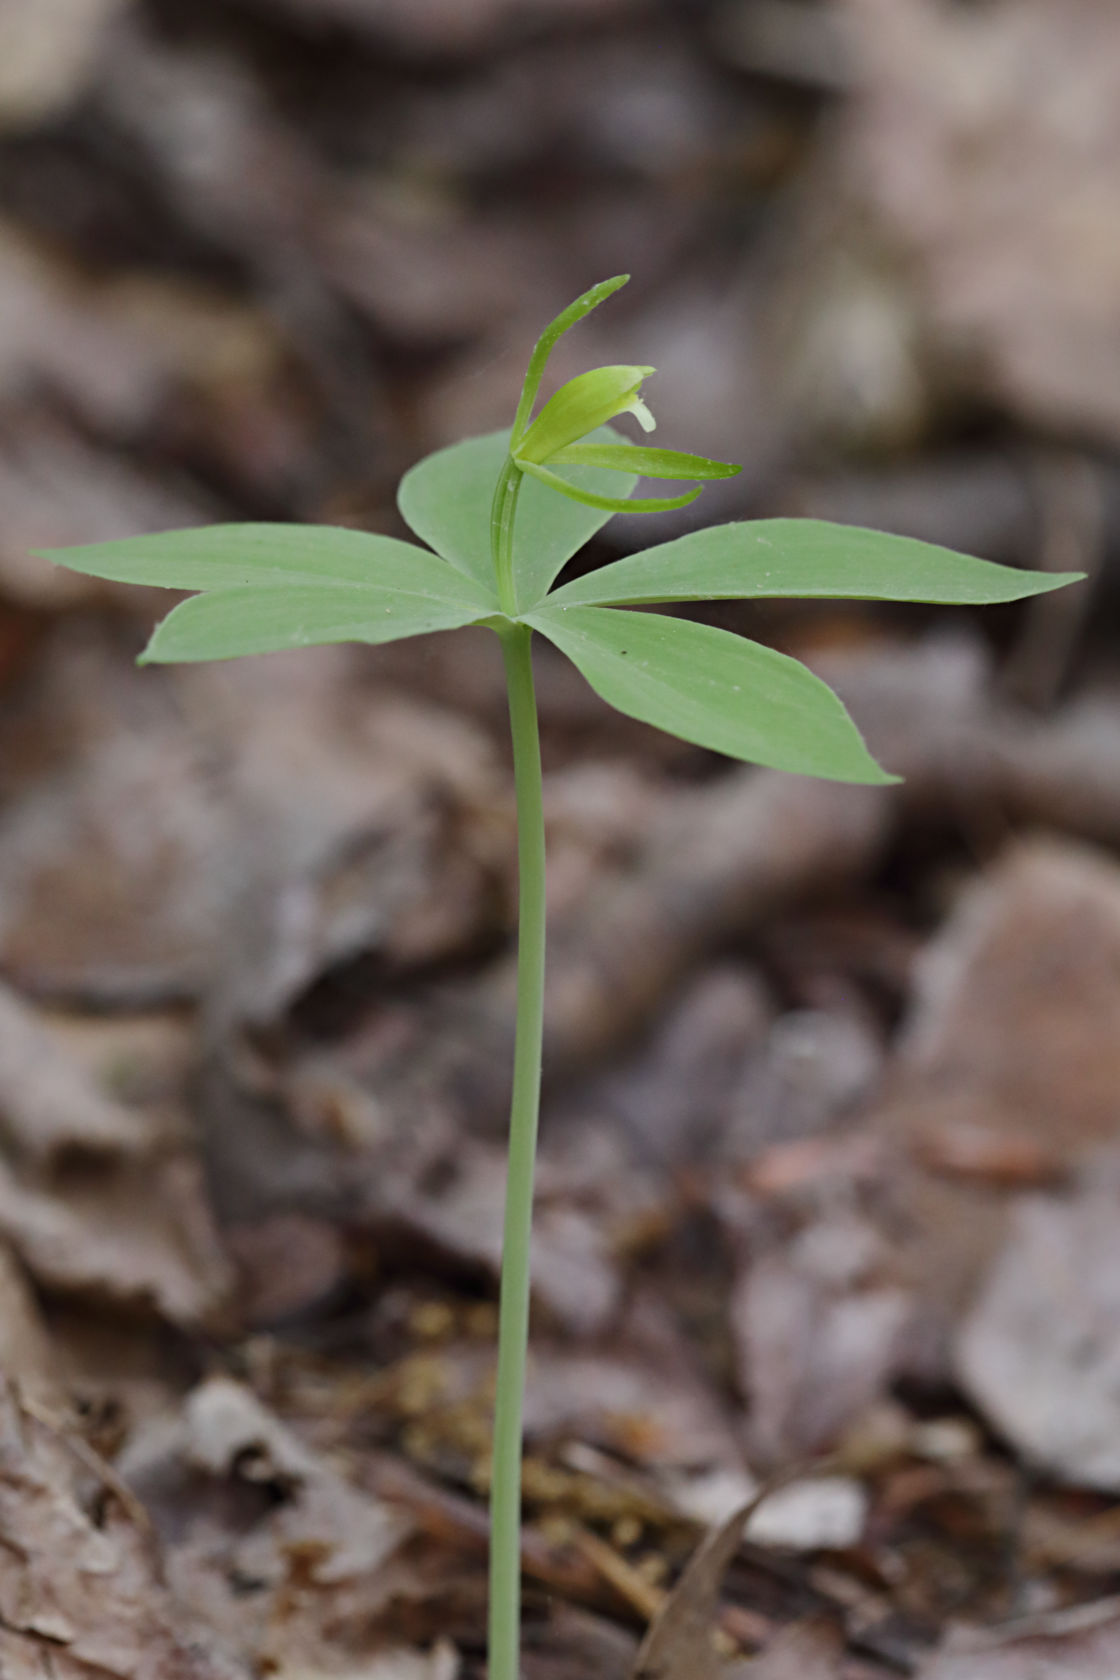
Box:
[397,426,638,606]
[545,519,1085,609]
[527,603,897,784]
[519,461,702,516]
[515,366,654,464]
[36,523,490,598]
[141,580,491,663]
[550,444,741,481]
[511,275,629,445]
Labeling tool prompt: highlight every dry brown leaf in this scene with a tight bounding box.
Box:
[0,979,231,1326]
[915,1597,1120,1679]
[0,728,230,1002]
[0,0,126,129]
[274,1647,459,1680]
[889,840,1120,1160]
[737,1617,848,1680]
[629,1492,757,1680]
[120,1378,415,1670]
[0,981,151,1166]
[0,1375,245,1679]
[0,1241,54,1385]
[733,1213,912,1463]
[381,1140,621,1337]
[866,838,1120,1368]
[630,1477,845,1680]
[840,0,1120,444]
[956,1186,1120,1492]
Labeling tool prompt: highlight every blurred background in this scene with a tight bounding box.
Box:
[4,3,1120,1678]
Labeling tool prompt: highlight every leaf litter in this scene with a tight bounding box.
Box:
[3,0,1120,1675]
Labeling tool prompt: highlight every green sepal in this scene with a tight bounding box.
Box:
[549,443,741,482]
[519,460,701,515]
[511,276,630,445]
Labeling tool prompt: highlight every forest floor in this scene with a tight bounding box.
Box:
[3,2,1120,1677]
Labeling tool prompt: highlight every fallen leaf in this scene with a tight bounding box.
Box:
[0,980,231,1326]
[120,1378,415,1670]
[733,1213,912,1462]
[275,1647,459,1680]
[840,0,1120,445]
[0,1239,54,1385]
[0,0,127,129]
[0,727,230,1003]
[956,1186,1120,1491]
[868,838,1120,1369]
[629,1493,757,1680]
[915,1596,1120,1679]
[0,1375,245,1679]
[738,1617,848,1680]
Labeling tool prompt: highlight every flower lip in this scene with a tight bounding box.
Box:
[514,365,656,465]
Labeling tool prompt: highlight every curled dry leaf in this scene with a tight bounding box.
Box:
[868,837,1120,1366]
[120,1378,415,1672]
[0,979,231,1326]
[0,728,230,1003]
[732,1212,912,1463]
[0,1375,245,1680]
[840,0,1120,446]
[630,1477,846,1680]
[630,1491,759,1680]
[956,1187,1120,1492]
[0,0,127,130]
[915,1596,1120,1680]
[0,1239,54,1385]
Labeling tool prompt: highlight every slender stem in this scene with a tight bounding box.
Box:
[489,622,547,1680]
[490,458,523,615]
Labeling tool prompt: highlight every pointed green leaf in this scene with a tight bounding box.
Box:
[140,580,491,664]
[550,444,741,482]
[520,461,702,515]
[397,426,638,606]
[515,366,655,464]
[512,275,629,444]
[36,524,494,600]
[527,604,896,784]
[545,519,1085,610]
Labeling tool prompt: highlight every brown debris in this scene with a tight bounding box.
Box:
[120,1377,416,1672]
[0,1375,246,1679]
[956,1187,1120,1492]
[840,0,1120,446]
[0,980,231,1326]
[915,1598,1120,1680]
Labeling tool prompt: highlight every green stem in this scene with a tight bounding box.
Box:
[489,621,547,1680]
[490,458,524,615]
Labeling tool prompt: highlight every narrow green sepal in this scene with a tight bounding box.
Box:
[516,366,656,466]
[511,276,630,444]
[549,444,742,482]
[519,460,702,515]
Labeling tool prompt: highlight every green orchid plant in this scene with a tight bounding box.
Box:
[37,275,1081,1680]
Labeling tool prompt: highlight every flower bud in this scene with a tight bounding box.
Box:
[514,365,656,465]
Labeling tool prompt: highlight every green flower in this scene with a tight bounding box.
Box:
[514,365,657,464]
